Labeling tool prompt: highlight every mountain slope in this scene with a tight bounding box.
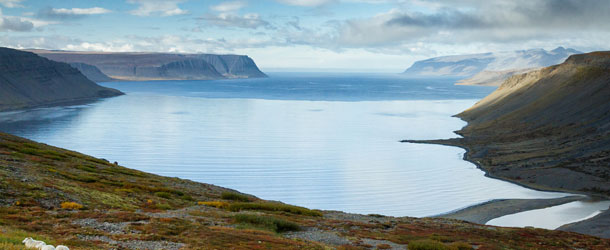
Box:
[69,62,114,82]
[402,51,610,238]
[403,47,581,81]
[1,132,609,249]
[29,50,267,81]
[0,47,123,111]
[456,68,534,86]
[457,51,610,195]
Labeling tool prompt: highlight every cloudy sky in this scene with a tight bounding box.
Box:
[0,0,608,72]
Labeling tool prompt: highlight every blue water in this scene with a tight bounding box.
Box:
[0,73,569,217]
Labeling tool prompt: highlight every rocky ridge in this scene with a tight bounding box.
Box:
[0,47,123,111]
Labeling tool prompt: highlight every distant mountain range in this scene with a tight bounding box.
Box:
[403,47,581,86]
[0,47,123,111]
[28,50,268,82]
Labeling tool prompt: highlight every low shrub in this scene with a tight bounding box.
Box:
[199,201,229,209]
[155,192,172,199]
[448,242,473,250]
[233,214,299,233]
[377,243,392,249]
[60,202,83,210]
[221,192,252,202]
[228,202,322,217]
[0,242,28,250]
[155,203,172,210]
[408,239,450,250]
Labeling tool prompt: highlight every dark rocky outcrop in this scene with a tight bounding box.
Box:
[29,50,267,81]
[69,62,114,82]
[0,47,123,111]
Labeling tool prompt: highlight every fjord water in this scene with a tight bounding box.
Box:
[0,73,566,217]
[487,200,610,229]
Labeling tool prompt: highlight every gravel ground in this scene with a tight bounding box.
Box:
[73,218,138,235]
[558,208,610,239]
[285,227,351,246]
[78,234,185,250]
[360,238,406,250]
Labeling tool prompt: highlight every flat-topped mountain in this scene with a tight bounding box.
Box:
[0,47,123,111]
[68,62,115,82]
[403,47,581,85]
[29,50,267,81]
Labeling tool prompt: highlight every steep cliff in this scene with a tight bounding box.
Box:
[0,47,123,111]
[403,47,581,79]
[455,51,610,196]
[197,54,268,78]
[69,62,114,82]
[29,50,267,81]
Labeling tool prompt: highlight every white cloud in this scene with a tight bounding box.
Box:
[127,0,188,16]
[325,0,610,49]
[201,12,272,29]
[0,8,52,31]
[0,16,33,31]
[37,7,111,20]
[210,1,247,12]
[276,0,336,7]
[65,42,134,52]
[0,0,24,8]
[51,7,111,15]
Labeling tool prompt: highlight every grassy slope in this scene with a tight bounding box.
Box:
[1,132,609,249]
[452,52,610,197]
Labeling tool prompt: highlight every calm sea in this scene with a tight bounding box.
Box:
[0,73,570,218]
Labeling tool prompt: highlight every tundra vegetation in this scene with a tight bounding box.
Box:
[1,132,609,249]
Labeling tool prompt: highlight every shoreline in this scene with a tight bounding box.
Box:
[432,196,585,224]
[400,138,607,199]
[0,94,124,113]
[401,136,610,238]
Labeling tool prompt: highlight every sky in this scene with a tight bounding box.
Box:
[0,0,609,72]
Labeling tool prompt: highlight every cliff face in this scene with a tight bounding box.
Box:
[29,50,267,81]
[197,54,268,78]
[455,51,610,196]
[403,47,581,79]
[0,47,123,111]
[69,62,114,82]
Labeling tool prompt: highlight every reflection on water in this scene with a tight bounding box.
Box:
[487,201,610,229]
[0,74,571,217]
